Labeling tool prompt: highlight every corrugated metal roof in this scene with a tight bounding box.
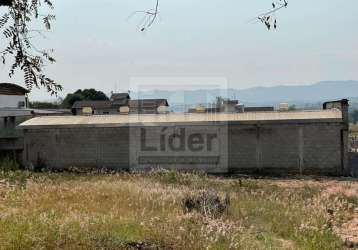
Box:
[19,109,343,128]
[0,108,32,117]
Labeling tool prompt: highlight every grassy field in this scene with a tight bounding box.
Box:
[0,169,357,250]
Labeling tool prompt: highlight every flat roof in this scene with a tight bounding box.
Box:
[18,109,343,129]
[0,108,32,117]
[0,108,69,117]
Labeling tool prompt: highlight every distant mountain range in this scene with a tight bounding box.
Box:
[131,80,358,112]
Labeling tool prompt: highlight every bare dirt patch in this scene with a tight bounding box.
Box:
[337,214,358,248]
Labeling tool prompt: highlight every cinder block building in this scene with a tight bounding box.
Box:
[19,100,351,176]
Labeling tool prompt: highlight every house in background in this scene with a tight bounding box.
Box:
[72,100,114,115]
[129,99,169,114]
[0,83,29,109]
[0,83,69,160]
[110,93,130,106]
[72,92,131,115]
[0,83,31,134]
[72,93,169,115]
[188,98,275,114]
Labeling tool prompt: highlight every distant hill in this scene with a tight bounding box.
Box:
[236,80,358,104]
[131,80,358,112]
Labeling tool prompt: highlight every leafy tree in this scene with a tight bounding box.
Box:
[61,93,82,109]
[0,0,61,95]
[76,89,109,101]
[29,101,60,109]
[62,89,109,108]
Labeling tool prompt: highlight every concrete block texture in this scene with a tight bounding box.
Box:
[23,127,130,170]
[228,123,344,175]
[22,121,347,175]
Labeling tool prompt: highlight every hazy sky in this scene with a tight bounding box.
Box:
[0,0,358,100]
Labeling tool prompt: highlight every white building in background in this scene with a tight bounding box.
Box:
[0,83,31,133]
[0,83,69,159]
[0,83,31,155]
[0,83,29,108]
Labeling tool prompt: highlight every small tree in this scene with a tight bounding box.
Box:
[62,89,109,108]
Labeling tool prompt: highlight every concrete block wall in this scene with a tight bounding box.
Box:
[22,121,346,175]
[127,125,228,173]
[228,123,343,175]
[301,125,342,174]
[23,127,130,170]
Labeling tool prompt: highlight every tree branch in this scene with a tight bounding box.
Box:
[0,0,61,95]
[256,0,288,30]
[0,0,13,7]
[129,0,160,31]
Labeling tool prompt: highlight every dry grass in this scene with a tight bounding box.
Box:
[350,124,358,133]
[0,170,357,249]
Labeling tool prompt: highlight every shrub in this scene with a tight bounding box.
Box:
[0,157,20,171]
[182,191,230,218]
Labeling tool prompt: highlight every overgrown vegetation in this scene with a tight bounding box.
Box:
[0,169,356,249]
[0,156,19,171]
[29,101,62,109]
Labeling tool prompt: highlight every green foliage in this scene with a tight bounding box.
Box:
[0,170,31,186]
[61,93,83,109]
[0,156,19,171]
[350,109,358,124]
[62,89,109,108]
[144,169,209,188]
[29,101,61,109]
[0,0,61,95]
[0,158,33,186]
[75,89,109,101]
